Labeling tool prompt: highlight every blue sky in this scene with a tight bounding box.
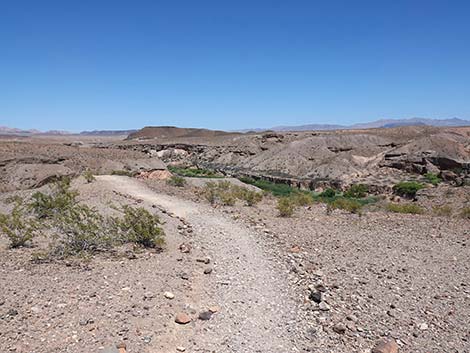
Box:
[1,0,469,132]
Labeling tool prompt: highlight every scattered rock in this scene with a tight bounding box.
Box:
[332,323,346,334]
[203,268,213,274]
[175,313,191,325]
[198,311,213,321]
[176,347,186,352]
[309,291,322,303]
[196,257,211,264]
[372,339,399,353]
[179,243,191,253]
[208,305,220,313]
[418,322,429,331]
[319,301,330,311]
[164,291,175,299]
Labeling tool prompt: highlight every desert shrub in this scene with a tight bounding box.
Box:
[424,173,441,186]
[51,204,113,257]
[167,175,186,187]
[200,181,263,206]
[111,170,134,177]
[83,170,95,183]
[114,206,165,248]
[329,198,363,214]
[290,192,314,206]
[460,207,470,219]
[168,166,222,178]
[241,189,263,206]
[0,201,39,248]
[29,178,78,218]
[393,181,425,198]
[220,192,236,206]
[277,197,295,217]
[432,205,453,217]
[344,184,368,198]
[319,188,336,198]
[386,203,424,214]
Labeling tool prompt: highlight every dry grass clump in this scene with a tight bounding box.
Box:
[460,207,470,219]
[83,169,95,183]
[328,198,363,215]
[167,175,186,187]
[432,205,453,217]
[200,181,263,207]
[277,197,295,217]
[386,203,425,214]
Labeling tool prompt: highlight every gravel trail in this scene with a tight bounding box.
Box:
[98,175,300,353]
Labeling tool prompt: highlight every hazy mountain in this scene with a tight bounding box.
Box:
[262,118,470,131]
[79,130,137,136]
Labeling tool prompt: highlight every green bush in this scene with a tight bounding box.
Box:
[319,188,336,198]
[329,198,363,214]
[167,175,186,187]
[424,173,441,186]
[114,206,165,248]
[29,178,78,218]
[52,204,113,257]
[386,203,424,214]
[344,184,368,198]
[0,201,39,248]
[239,177,298,197]
[277,197,295,217]
[168,166,222,178]
[83,170,95,183]
[393,181,425,198]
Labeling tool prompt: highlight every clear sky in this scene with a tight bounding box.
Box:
[1,0,469,132]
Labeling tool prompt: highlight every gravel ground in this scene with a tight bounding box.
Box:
[1,176,469,353]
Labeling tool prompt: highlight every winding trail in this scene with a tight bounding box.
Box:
[97,175,300,352]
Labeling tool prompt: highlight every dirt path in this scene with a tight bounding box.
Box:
[97,175,301,353]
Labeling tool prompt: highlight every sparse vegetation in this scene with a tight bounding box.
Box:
[386,203,424,214]
[239,177,298,197]
[319,188,337,198]
[114,206,165,248]
[393,181,425,198]
[329,198,363,214]
[432,205,453,217]
[168,166,222,178]
[277,197,295,217]
[29,178,78,218]
[0,200,39,248]
[83,169,95,183]
[424,173,441,186]
[51,204,113,257]
[460,207,470,219]
[200,181,263,207]
[167,175,186,187]
[343,184,368,198]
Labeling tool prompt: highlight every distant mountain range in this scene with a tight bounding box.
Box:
[251,117,470,132]
[1,118,469,136]
[0,126,136,136]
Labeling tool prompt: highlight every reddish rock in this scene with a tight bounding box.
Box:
[372,339,399,353]
[175,313,191,324]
